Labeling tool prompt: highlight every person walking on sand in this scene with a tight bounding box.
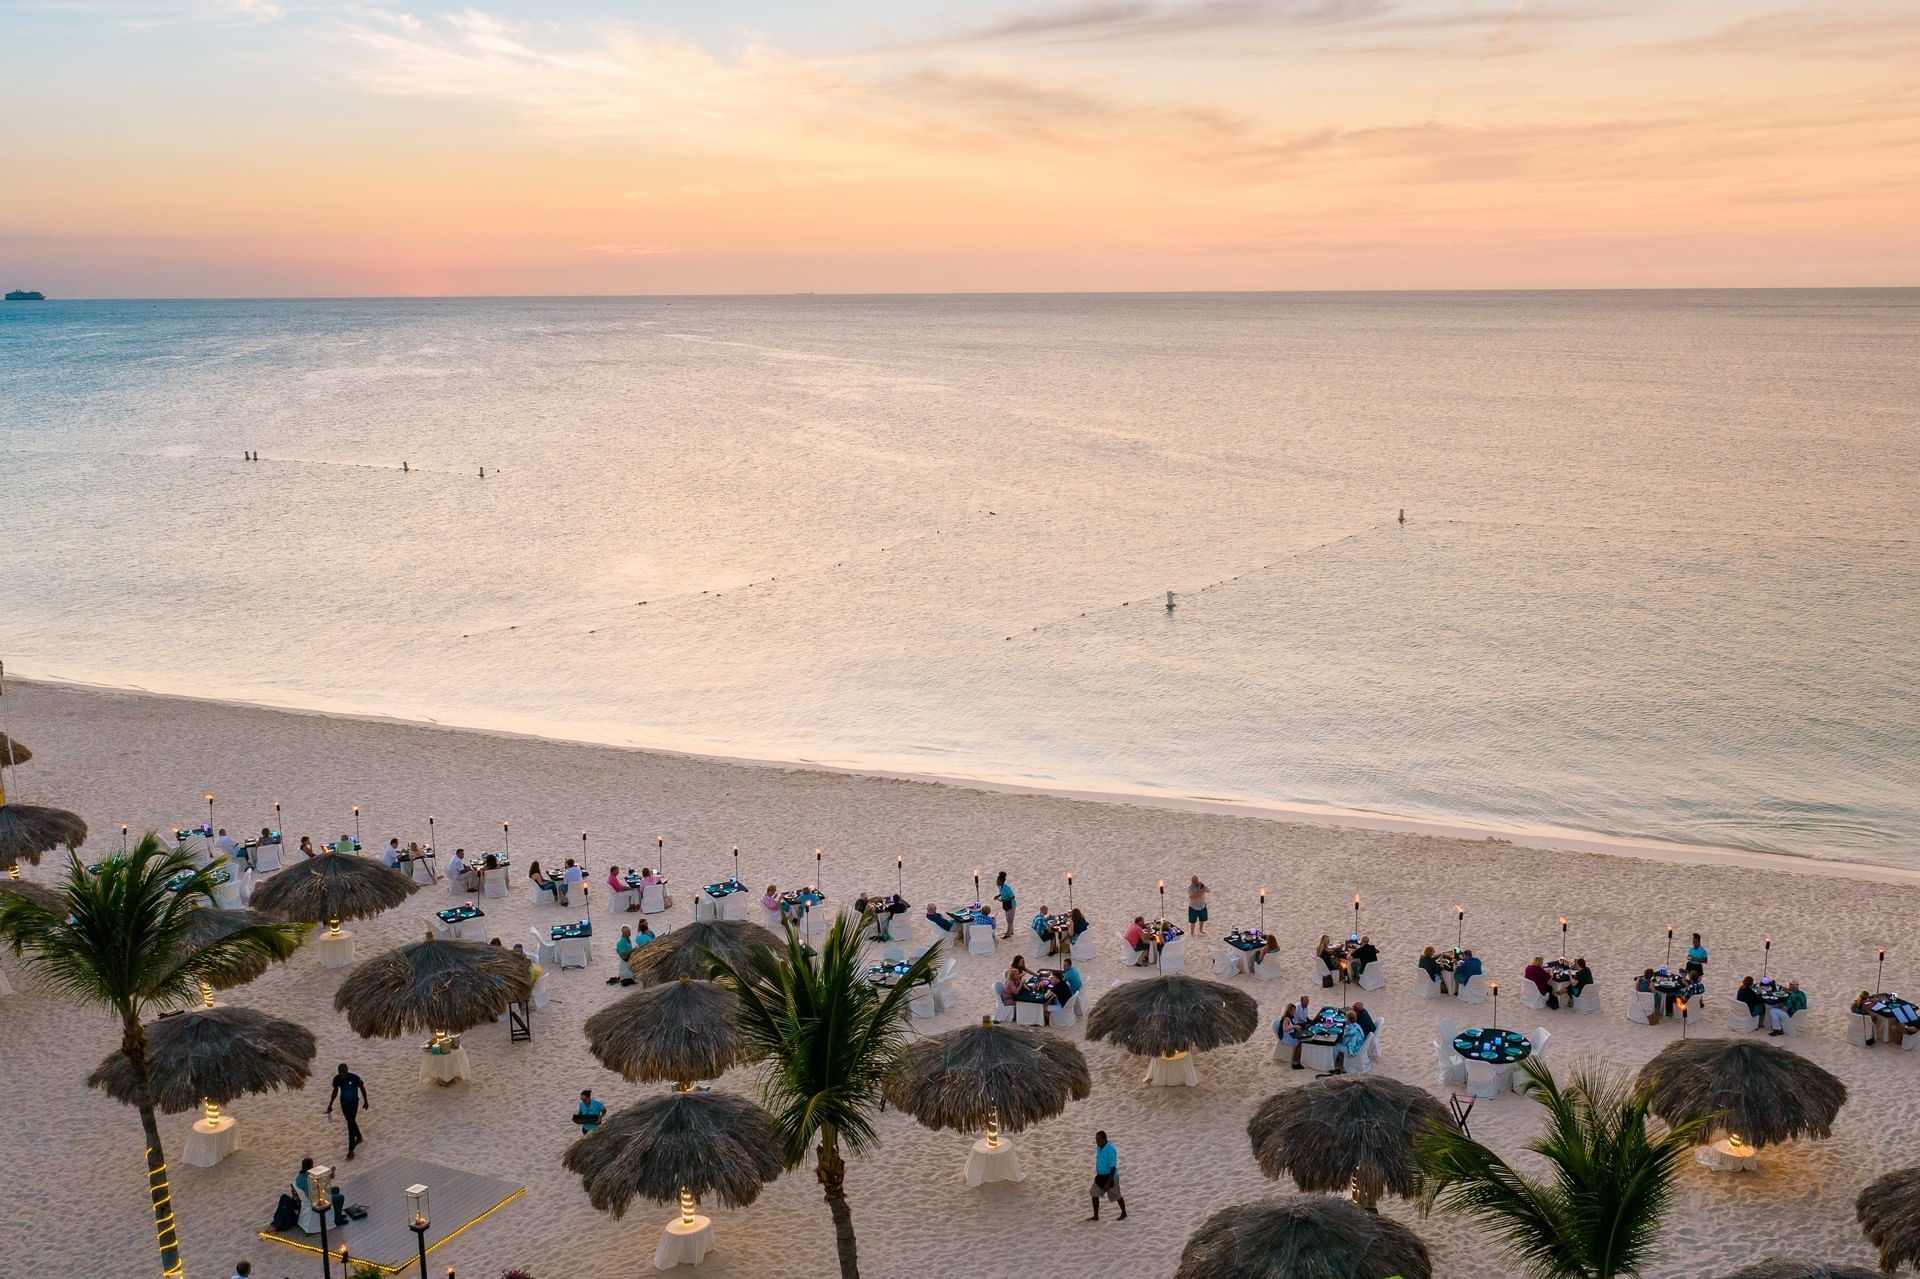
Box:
[325,1062,370,1159]
[1088,1131,1127,1221]
[1186,874,1210,937]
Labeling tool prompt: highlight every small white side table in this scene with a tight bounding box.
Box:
[654,1215,715,1269]
[184,1115,241,1167]
[316,931,355,968]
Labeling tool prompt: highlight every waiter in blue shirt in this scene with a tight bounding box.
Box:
[326,1062,370,1159]
[1088,1131,1127,1221]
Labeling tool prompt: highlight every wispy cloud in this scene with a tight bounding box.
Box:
[586,242,677,255]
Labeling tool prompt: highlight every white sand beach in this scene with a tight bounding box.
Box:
[2,678,1917,1279]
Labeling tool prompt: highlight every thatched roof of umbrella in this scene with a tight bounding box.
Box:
[1085,974,1260,1058]
[181,906,297,990]
[87,1005,317,1113]
[0,733,31,765]
[0,878,65,914]
[564,1089,784,1218]
[0,804,87,869]
[585,977,752,1086]
[1857,1165,1920,1274]
[1717,1263,1882,1279]
[1636,1038,1847,1148]
[887,1016,1091,1135]
[334,935,531,1038]
[628,918,777,986]
[1248,1074,1450,1204]
[1174,1194,1432,1279]
[249,850,418,925]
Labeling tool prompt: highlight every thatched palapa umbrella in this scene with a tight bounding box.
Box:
[886,1016,1092,1186]
[181,906,301,1007]
[0,732,31,765]
[0,803,87,877]
[1249,1073,1450,1207]
[1085,973,1259,1085]
[89,1004,317,1119]
[585,977,752,1089]
[0,877,64,914]
[249,849,417,965]
[1717,1263,1882,1279]
[1857,1165,1920,1274]
[1636,1039,1847,1157]
[564,1089,784,1265]
[628,918,776,986]
[1174,1194,1432,1279]
[336,935,531,1044]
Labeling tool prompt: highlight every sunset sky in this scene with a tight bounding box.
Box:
[4,0,1917,296]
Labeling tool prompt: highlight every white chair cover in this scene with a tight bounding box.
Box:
[1435,1017,1457,1045]
[1432,1040,1466,1087]
[1463,1059,1506,1099]
[1415,971,1442,1000]
[761,904,784,931]
[1049,999,1077,1030]
[1574,988,1600,1014]
[1627,990,1657,1024]
[933,959,959,1012]
[909,989,937,1020]
[991,1000,1016,1023]
[556,936,591,969]
[483,871,508,900]
[252,842,283,872]
[1071,934,1097,963]
[1521,986,1549,1011]
[967,926,997,957]
[640,883,666,914]
[1729,999,1760,1032]
[1847,1013,1871,1046]
[532,974,550,1010]
[1253,952,1278,981]
[1355,963,1385,992]
[1455,975,1489,1005]
[1157,937,1185,974]
[611,888,638,914]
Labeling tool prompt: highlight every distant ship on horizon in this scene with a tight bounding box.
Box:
[5,288,46,301]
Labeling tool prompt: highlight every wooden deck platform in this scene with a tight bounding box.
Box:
[258,1156,524,1275]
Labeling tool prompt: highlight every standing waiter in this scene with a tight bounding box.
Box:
[326,1062,371,1159]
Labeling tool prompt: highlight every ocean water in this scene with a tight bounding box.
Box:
[2,291,1916,863]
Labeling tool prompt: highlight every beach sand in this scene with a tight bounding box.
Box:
[1,678,1915,1278]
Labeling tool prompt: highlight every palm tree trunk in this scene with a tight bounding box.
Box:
[123,1016,185,1277]
[815,1127,859,1279]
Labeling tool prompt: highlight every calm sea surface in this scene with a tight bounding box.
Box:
[2,292,1916,862]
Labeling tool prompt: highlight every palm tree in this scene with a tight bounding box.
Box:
[1416,1057,1709,1279]
[0,834,307,1277]
[710,910,938,1279]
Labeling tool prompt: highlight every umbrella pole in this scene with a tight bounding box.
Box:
[984,1105,1001,1150]
[679,1185,697,1227]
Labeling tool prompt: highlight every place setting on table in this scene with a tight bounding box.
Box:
[436,902,485,940]
[1294,1005,1351,1073]
[696,869,752,921]
[546,917,594,968]
[1217,888,1277,978]
[1012,968,1074,1026]
[865,960,930,990]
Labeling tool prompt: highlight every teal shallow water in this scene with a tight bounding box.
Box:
[2,291,1915,861]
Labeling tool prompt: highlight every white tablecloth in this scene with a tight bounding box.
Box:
[419,1046,471,1085]
[654,1215,715,1269]
[316,931,355,968]
[1696,1137,1758,1172]
[964,1137,1024,1187]
[183,1115,240,1167]
[1145,1053,1199,1087]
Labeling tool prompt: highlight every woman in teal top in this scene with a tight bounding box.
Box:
[1685,934,1708,976]
[995,871,1016,940]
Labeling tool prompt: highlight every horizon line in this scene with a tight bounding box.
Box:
[12,283,1920,304]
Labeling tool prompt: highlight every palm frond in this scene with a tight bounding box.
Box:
[1418,1057,1705,1279]
[0,835,305,1020]
[709,909,938,1168]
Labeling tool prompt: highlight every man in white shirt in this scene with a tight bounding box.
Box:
[382,838,403,869]
[562,859,586,908]
[213,828,239,865]
[446,849,471,889]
